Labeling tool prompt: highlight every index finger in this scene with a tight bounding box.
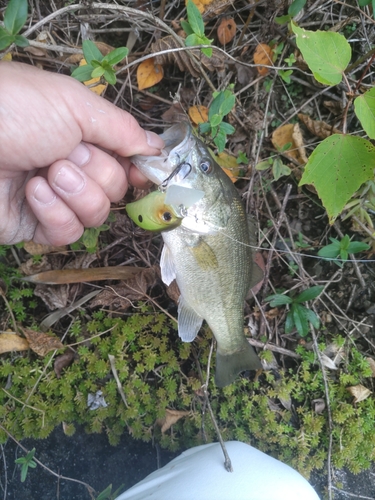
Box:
[63,77,165,157]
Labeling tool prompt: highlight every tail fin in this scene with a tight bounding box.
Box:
[215,341,261,387]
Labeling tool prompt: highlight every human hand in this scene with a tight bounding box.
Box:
[0,61,164,246]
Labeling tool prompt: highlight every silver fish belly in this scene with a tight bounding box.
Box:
[131,123,263,387]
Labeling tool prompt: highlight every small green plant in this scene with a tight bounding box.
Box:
[236,151,249,165]
[199,85,236,152]
[181,0,213,57]
[256,142,292,181]
[15,448,37,482]
[318,235,370,267]
[0,0,29,50]
[71,40,128,85]
[70,213,114,253]
[265,285,324,337]
[275,0,307,24]
[96,484,124,500]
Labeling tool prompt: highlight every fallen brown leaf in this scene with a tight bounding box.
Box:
[217,18,236,45]
[152,36,225,78]
[23,241,67,256]
[137,58,164,91]
[90,267,158,310]
[22,266,145,285]
[188,105,209,125]
[272,123,308,165]
[0,333,29,354]
[347,384,372,403]
[54,350,76,378]
[156,408,190,433]
[253,43,273,76]
[22,328,63,357]
[298,113,341,139]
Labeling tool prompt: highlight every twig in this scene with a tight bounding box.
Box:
[0,444,7,500]
[331,487,375,500]
[192,346,233,472]
[108,354,129,408]
[247,338,301,359]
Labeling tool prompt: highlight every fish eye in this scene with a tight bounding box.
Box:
[162,212,173,222]
[200,160,212,174]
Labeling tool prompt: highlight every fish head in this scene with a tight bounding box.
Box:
[130,123,235,234]
[131,122,196,185]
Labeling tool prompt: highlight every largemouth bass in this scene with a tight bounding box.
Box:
[129,123,263,387]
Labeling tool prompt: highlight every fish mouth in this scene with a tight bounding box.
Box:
[131,122,196,185]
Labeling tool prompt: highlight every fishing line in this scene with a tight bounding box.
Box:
[202,220,375,264]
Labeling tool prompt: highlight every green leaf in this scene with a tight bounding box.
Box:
[91,66,106,78]
[199,122,211,134]
[14,34,29,47]
[82,40,103,65]
[272,158,291,180]
[340,234,350,250]
[103,69,116,85]
[219,94,235,117]
[346,241,370,253]
[265,294,293,306]
[186,0,204,37]
[358,0,371,5]
[103,47,128,66]
[279,69,293,84]
[219,122,235,135]
[295,285,324,303]
[185,33,202,48]
[275,15,291,25]
[291,24,351,85]
[213,127,227,153]
[318,243,340,259]
[0,29,14,50]
[304,308,320,329]
[4,0,28,35]
[181,20,194,36]
[340,248,348,261]
[292,304,309,336]
[210,113,222,128]
[285,312,295,333]
[201,44,213,58]
[354,88,375,139]
[288,0,307,17]
[299,134,375,223]
[71,64,95,82]
[255,160,272,171]
[209,92,225,118]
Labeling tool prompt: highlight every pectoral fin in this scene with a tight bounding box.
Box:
[189,239,218,271]
[177,296,203,342]
[160,245,176,285]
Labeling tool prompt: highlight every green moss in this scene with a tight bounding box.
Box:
[1,291,375,479]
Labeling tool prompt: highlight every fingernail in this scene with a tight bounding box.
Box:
[145,130,164,149]
[67,142,91,166]
[33,181,57,205]
[53,164,85,193]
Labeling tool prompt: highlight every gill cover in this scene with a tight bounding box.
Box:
[126,191,182,231]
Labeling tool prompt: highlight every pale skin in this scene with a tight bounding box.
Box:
[0,61,165,246]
